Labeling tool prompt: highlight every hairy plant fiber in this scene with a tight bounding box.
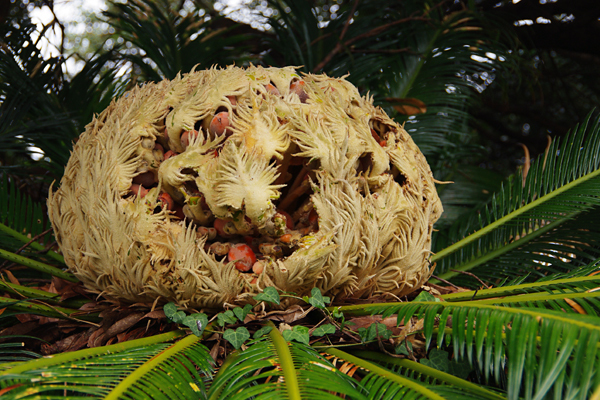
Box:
[48,65,442,309]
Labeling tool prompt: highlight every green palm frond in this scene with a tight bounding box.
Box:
[0,175,57,256]
[362,10,500,150]
[441,260,600,302]
[432,112,600,287]
[0,23,75,176]
[324,347,503,400]
[435,165,503,229]
[207,326,364,400]
[0,296,97,323]
[348,350,503,400]
[104,0,258,82]
[0,280,85,308]
[0,330,211,399]
[261,0,335,72]
[59,49,128,135]
[0,21,125,177]
[0,337,42,363]
[336,286,600,400]
[439,266,600,317]
[0,248,73,281]
[0,175,48,238]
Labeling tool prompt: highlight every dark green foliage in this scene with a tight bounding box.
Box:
[432,113,600,287]
[103,0,259,82]
[3,1,600,398]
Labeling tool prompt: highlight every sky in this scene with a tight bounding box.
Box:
[28,0,254,76]
[29,0,107,75]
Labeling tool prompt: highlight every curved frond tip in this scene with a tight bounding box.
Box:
[432,112,600,286]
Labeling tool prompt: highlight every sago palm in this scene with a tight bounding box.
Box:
[2,1,600,400]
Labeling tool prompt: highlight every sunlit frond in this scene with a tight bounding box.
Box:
[337,296,600,399]
[207,327,365,400]
[432,113,600,287]
[0,331,211,399]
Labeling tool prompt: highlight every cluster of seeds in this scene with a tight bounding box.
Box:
[126,76,344,280]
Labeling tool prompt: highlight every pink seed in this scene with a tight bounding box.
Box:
[130,184,148,198]
[214,218,233,238]
[265,83,280,96]
[210,112,230,136]
[181,130,199,149]
[164,150,177,160]
[252,261,264,274]
[198,226,217,240]
[158,192,175,211]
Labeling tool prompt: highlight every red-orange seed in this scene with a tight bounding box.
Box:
[210,112,230,136]
[229,243,256,272]
[130,184,148,198]
[265,83,280,96]
[164,150,177,160]
[181,130,199,149]
[277,210,294,230]
[213,218,233,238]
[158,192,175,211]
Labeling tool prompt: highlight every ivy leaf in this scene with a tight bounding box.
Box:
[312,324,336,337]
[307,287,331,309]
[253,286,280,305]
[420,349,473,379]
[217,310,238,327]
[163,302,178,319]
[182,313,208,337]
[223,327,250,349]
[357,323,392,343]
[395,341,413,356]
[164,302,187,324]
[233,304,253,322]
[164,302,185,323]
[282,325,310,344]
[253,325,273,339]
[413,290,439,302]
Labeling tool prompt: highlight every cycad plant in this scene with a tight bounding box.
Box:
[3,114,600,399]
[2,0,600,399]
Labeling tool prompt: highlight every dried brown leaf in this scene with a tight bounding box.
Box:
[143,309,166,319]
[41,330,91,355]
[104,312,145,339]
[385,97,427,115]
[4,270,20,286]
[88,327,105,348]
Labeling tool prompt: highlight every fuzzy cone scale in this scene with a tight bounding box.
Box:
[48,66,443,309]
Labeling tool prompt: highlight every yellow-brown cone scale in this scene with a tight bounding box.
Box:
[48,65,443,309]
